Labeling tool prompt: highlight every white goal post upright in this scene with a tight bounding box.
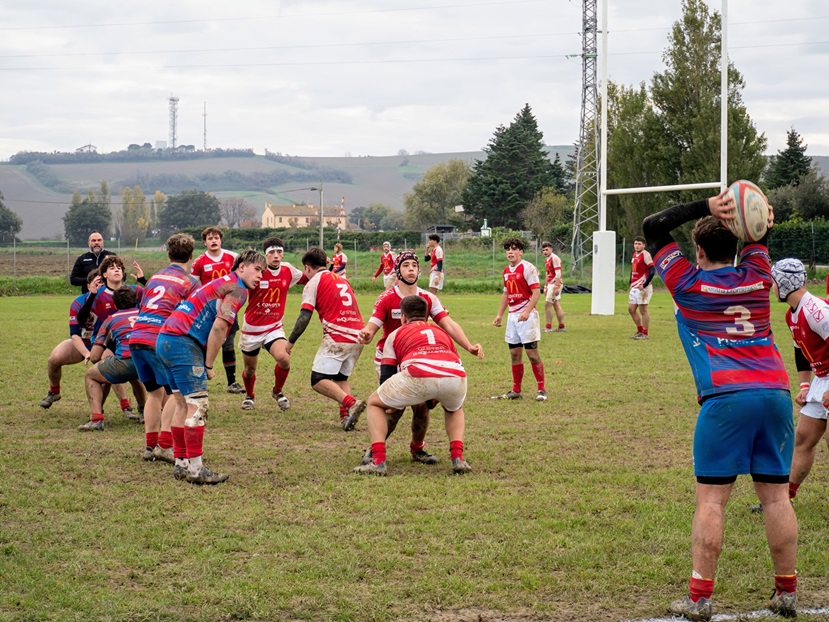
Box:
[591,0,729,315]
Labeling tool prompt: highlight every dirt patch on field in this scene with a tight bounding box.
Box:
[0,252,71,278]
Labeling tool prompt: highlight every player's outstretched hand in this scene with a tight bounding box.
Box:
[357,329,372,344]
[89,275,103,294]
[492,316,502,327]
[130,260,144,281]
[468,343,484,359]
[708,190,735,221]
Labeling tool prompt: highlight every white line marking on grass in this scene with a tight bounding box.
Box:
[622,606,829,622]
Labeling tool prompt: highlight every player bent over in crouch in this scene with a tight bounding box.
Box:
[285,247,366,431]
[157,249,266,485]
[79,287,143,431]
[358,250,483,465]
[131,233,200,463]
[354,295,479,476]
[39,269,130,411]
[239,237,306,412]
[642,192,798,620]
[491,237,547,402]
[766,258,829,507]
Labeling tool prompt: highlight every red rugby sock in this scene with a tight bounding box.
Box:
[50,385,60,394]
[450,440,464,461]
[371,442,387,465]
[689,576,714,602]
[91,412,104,422]
[774,573,797,594]
[171,426,186,460]
[243,373,256,399]
[273,365,290,393]
[184,425,205,460]
[531,361,545,391]
[158,430,173,450]
[342,394,357,409]
[145,431,159,449]
[511,364,524,393]
[120,399,131,411]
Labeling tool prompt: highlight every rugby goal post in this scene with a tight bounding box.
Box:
[591,0,729,315]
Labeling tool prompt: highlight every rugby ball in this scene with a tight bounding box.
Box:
[723,180,769,242]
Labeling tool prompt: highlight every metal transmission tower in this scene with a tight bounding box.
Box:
[570,0,600,277]
[168,96,179,149]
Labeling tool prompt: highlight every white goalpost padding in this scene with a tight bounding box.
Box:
[591,0,729,315]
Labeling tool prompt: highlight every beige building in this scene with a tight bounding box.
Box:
[261,202,348,230]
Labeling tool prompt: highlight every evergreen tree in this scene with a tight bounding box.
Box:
[159,189,221,236]
[462,104,555,229]
[0,191,23,242]
[765,128,812,189]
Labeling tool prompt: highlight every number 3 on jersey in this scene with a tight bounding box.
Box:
[336,283,353,307]
[724,305,755,336]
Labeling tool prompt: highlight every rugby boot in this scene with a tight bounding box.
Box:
[412,449,438,465]
[769,590,797,618]
[122,406,140,421]
[452,457,472,474]
[142,447,155,461]
[361,447,373,465]
[668,595,712,621]
[186,466,229,485]
[536,390,548,402]
[491,390,521,400]
[341,400,366,431]
[77,419,104,431]
[272,390,291,411]
[353,461,387,476]
[151,445,175,464]
[241,396,255,410]
[226,382,245,394]
[39,391,61,409]
[173,462,189,481]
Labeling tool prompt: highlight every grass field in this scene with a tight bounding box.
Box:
[2,290,829,622]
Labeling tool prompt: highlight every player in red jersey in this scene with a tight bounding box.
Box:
[644,194,797,620]
[239,237,306,412]
[329,242,348,280]
[541,241,565,332]
[76,255,146,418]
[425,234,444,295]
[131,234,199,463]
[491,238,546,402]
[769,258,829,508]
[354,295,480,476]
[628,235,655,340]
[157,249,266,485]
[371,241,396,290]
[78,287,143,431]
[191,226,243,394]
[285,247,366,431]
[358,251,483,464]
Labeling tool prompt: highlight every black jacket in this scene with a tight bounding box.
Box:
[70,249,116,293]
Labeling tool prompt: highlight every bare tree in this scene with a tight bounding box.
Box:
[221,198,256,229]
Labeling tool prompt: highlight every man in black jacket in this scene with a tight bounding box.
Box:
[70,231,115,293]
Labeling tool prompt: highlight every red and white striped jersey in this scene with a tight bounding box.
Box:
[544,253,562,285]
[429,245,444,272]
[301,270,363,343]
[331,252,348,278]
[503,260,540,314]
[243,262,305,335]
[630,250,654,286]
[374,251,396,277]
[382,320,466,378]
[191,250,238,286]
[786,291,829,377]
[368,286,449,353]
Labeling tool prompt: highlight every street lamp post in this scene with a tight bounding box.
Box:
[309,181,323,248]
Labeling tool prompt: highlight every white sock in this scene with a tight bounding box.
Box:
[174,458,189,468]
[189,455,203,475]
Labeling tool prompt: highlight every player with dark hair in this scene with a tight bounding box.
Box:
[643,192,798,620]
[628,235,655,339]
[191,226,243,394]
[358,251,483,465]
[371,241,396,290]
[239,237,306,411]
[285,247,366,430]
[425,233,444,295]
[491,237,547,402]
[157,249,266,484]
[763,258,829,509]
[78,287,143,431]
[131,233,199,463]
[354,295,477,476]
[541,241,565,332]
[329,242,348,280]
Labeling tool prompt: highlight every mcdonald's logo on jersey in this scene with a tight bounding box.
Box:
[211,268,230,280]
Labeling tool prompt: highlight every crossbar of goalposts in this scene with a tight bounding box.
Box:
[591,0,729,315]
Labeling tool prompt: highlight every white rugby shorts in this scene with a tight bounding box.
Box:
[504,308,541,345]
[383,272,397,289]
[628,284,653,305]
[377,370,467,413]
[429,271,444,290]
[545,285,561,303]
[239,326,285,354]
[311,334,364,377]
[801,375,829,421]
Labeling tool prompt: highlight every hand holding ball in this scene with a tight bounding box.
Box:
[722,180,769,242]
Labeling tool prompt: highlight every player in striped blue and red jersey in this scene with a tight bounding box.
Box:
[191,226,242,394]
[643,192,798,619]
[78,287,142,431]
[77,255,146,338]
[156,249,266,485]
[354,295,482,476]
[131,234,199,464]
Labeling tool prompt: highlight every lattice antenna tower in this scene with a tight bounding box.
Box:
[168,96,179,149]
[570,0,601,277]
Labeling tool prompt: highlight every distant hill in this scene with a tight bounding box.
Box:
[2,147,826,240]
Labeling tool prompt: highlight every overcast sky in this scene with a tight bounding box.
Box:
[1,0,827,159]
